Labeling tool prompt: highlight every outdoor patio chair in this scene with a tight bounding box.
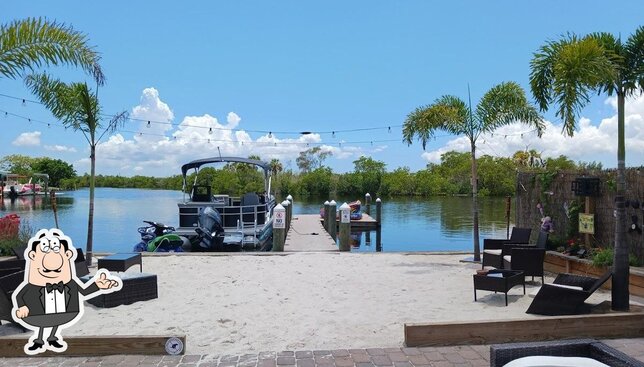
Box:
[240,192,260,224]
[490,338,643,367]
[482,227,532,269]
[526,270,612,315]
[502,231,549,284]
[10,245,27,260]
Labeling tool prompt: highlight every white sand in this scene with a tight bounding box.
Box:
[1,253,611,354]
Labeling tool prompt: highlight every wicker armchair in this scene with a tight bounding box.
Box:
[502,231,548,284]
[526,270,612,315]
[490,339,644,367]
[482,227,531,269]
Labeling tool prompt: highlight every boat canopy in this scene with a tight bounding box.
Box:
[180,157,270,177]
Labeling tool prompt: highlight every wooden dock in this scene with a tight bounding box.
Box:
[325,213,380,230]
[284,214,338,252]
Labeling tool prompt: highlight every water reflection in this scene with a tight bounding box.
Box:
[349,228,383,252]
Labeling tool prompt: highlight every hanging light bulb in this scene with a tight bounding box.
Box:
[139,132,142,136]
[268,131,272,138]
[4,112,7,118]
[22,99,26,107]
[339,142,342,147]
[147,121,151,128]
[521,134,524,138]
[332,131,335,138]
[388,126,391,133]
[209,127,213,134]
[28,118,31,123]
[47,123,51,128]
[370,141,373,146]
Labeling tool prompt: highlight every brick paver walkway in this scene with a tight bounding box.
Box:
[1,339,643,367]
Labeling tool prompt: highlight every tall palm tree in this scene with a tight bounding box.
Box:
[403,82,545,262]
[25,74,127,265]
[530,26,644,311]
[0,17,103,82]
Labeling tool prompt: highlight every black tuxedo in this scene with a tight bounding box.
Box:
[15,280,99,342]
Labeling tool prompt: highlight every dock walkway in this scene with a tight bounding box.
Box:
[284,214,337,252]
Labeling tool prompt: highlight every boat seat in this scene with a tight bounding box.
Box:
[240,192,260,223]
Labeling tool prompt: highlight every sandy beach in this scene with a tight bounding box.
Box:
[1,253,612,355]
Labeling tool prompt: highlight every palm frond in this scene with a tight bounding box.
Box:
[0,17,104,83]
[623,25,644,94]
[477,81,545,137]
[530,34,577,112]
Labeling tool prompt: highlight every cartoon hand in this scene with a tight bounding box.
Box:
[95,272,119,290]
[16,306,29,318]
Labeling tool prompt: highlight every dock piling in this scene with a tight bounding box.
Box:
[339,202,351,251]
[282,200,291,231]
[365,193,371,215]
[323,201,330,231]
[376,198,382,224]
[286,195,293,229]
[272,204,286,252]
[329,200,337,241]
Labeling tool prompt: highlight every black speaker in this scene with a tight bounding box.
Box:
[571,177,600,197]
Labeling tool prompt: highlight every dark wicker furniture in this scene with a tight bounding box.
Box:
[473,269,525,306]
[81,272,157,308]
[0,270,27,330]
[482,227,531,269]
[526,270,612,315]
[490,338,644,367]
[502,231,549,284]
[98,252,142,272]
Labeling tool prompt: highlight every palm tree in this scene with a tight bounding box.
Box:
[0,17,103,82]
[530,27,644,311]
[25,74,127,265]
[403,82,545,262]
[269,158,283,177]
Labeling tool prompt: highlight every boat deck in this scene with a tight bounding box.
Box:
[284,214,337,252]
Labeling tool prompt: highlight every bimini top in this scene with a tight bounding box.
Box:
[181,157,271,177]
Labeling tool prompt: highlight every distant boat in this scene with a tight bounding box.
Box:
[1,173,49,198]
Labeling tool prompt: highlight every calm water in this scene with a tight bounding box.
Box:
[0,188,515,253]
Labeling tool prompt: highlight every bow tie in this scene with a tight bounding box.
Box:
[46,281,64,294]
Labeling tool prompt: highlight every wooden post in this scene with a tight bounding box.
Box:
[506,196,511,240]
[51,190,59,229]
[323,200,330,231]
[376,228,382,252]
[339,202,351,251]
[365,193,371,215]
[286,194,293,228]
[375,198,382,224]
[282,200,290,231]
[329,200,337,241]
[272,204,286,252]
[584,196,595,246]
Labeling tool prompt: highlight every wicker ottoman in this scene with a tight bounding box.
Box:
[81,273,158,308]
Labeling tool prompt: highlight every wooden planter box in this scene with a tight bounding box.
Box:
[544,251,644,297]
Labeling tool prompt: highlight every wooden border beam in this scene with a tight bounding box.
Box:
[0,335,186,357]
[405,311,644,347]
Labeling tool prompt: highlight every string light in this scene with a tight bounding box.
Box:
[22,99,26,107]
[332,131,335,138]
[209,127,213,134]
[388,126,391,133]
[268,131,272,138]
[147,120,151,128]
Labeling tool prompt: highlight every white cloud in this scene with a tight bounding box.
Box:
[420,94,644,167]
[12,131,41,146]
[80,88,373,176]
[45,145,77,152]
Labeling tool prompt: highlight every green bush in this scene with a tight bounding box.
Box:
[592,248,613,267]
[0,220,34,256]
[592,248,642,267]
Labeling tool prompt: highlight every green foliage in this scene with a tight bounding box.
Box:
[592,248,642,267]
[0,154,36,175]
[352,156,386,195]
[31,157,76,187]
[296,147,331,173]
[0,17,103,82]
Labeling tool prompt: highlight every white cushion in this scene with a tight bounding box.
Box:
[484,249,502,255]
[503,255,512,263]
[503,355,609,367]
[549,283,584,291]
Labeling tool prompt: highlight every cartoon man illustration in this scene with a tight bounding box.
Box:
[12,228,121,355]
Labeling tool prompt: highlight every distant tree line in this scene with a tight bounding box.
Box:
[1,150,601,198]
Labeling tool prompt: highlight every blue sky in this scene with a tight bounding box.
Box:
[1,1,643,176]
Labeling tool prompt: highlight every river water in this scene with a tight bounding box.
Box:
[1,188,515,253]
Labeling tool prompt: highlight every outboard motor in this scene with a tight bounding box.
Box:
[192,207,225,251]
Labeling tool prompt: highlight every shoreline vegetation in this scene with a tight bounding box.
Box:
[1,150,609,199]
